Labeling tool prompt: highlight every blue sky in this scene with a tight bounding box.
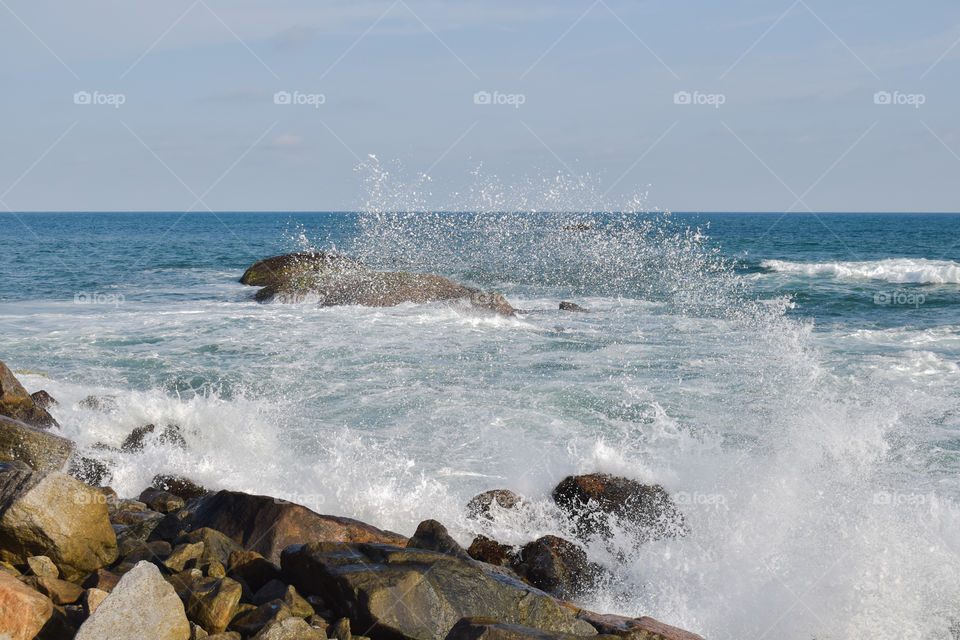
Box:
[2,1,959,212]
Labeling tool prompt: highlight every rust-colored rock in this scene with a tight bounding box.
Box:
[0,571,54,640]
[182,490,407,564]
[0,361,57,429]
[467,535,515,567]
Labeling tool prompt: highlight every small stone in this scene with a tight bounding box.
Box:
[166,568,203,599]
[28,390,56,410]
[205,561,226,578]
[184,576,242,634]
[25,555,58,578]
[253,616,325,640]
[229,600,291,636]
[512,535,602,599]
[252,581,313,618]
[19,575,84,604]
[177,528,241,567]
[82,568,121,592]
[329,617,351,640]
[190,622,209,639]
[559,301,589,312]
[82,587,109,615]
[406,519,470,559]
[466,489,526,519]
[467,535,515,567]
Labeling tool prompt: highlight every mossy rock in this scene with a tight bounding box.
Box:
[239,252,363,287]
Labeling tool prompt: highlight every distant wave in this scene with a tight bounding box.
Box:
[760,258,960,284]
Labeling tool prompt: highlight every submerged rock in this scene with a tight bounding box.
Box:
[74,561,191,640]
[78,394,118,413]
[558,301,589,313]
[552,474,687,542]
[281,542,597,640]
[28,390,56,411]
[0,416,74,472]
[178,489,407,563]
[122,423,186,452]
[0,461,117,580]
[151,474,209,501]
[466,489,527,520]
[243,253,516,316]
[0,360,57,429]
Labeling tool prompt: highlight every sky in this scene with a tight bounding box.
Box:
[1,0,959,212]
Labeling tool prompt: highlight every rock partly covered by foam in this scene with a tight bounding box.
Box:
[0,415,74,472]
[0,360,57,429]
[176,489,408,563]
[242,252,516,316]
[0,461,118,581]
[74,561,191,640]
[282,542,598,640]
[552,474,687,542]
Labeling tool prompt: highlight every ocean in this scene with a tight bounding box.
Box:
[2,209,959,639]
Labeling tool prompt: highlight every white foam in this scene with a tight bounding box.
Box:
[761,258,960,284]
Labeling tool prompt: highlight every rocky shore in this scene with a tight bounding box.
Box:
[0,350,703,639]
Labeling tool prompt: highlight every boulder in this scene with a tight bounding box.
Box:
[446,618,619,640]
[577,613,705,640]
[407,519,472,560]
[243,253,516,316]
[75,561,191,640]
[558,302,589,313]
[180,490,407,563]
[28,391,56,410]
[152,474,209,500]
[252,616,325,640]
[184,576,243,634]
[466,490,526,520]
[552,474,686,542]
[0,461,117,581]
[467,536,515,568]
[240,252,364,287]
[0,416,73,472]
[281,542,598,640]
[0,570,55,640]
[0,361,57,428]
[512,536,602,600]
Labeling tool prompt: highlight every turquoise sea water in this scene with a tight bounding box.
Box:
[1,210,959,639]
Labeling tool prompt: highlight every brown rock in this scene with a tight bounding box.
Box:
[552,474,687,542]
[229,600,291,636]
[467,490,526,520]
[407,519,471,559]
[29,390,56,410]
[251,580,313,618]
[0,570,55,639]
[0,461,118,581]
[166,568,203,599]
[177,528,242,567]
[447,617,619,640]
[82,587,109,615]
[140,487,186,513]
[0,361,58,428]
[182,490,407,563]
[240,252,363,287]
[578,613,705,640]
[164,541,205,573]
[185,576,243,634]
[25,555,58,578]
[467,535,516,567]
[0,415,73,472]
[252,616,325,640]
[152,474,209,500]
[122,423,186,453]
[81,568,121,592]
[512,535,602,599]
[228,550,281,592]
[19,575,84,605]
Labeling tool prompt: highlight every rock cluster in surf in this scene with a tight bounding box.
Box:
[241,252,517,316]
[0,360,704,640]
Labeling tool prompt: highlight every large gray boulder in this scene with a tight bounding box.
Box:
[281,542,598,640]
[0,416,73,472]
[0,461,117,581]
[75,561,190,640]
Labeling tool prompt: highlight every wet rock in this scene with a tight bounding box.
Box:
[19,575,84,605]
[228,550,281,593]
[67,454,112,486]
[140,487,186,513]
[252,616,325,640]
[552,474,686,542]
[76,561,190,640]
[122,423,186,452]
[559,301,589,313]
[182,490,407,563]
[25,555,58,578]
[240,252,364,287]
[184,576,243,634]
[512,536,602,600]
[469,292,517,317]
[407,519,472,560]
[0,461,117,581]
[0,571,55,640]
[467,490,526,520]
[577,613,705,640]
[282,542,598,640]
[28,390,56,410]
[0,415,73,472]
[152,474,210,501]
[467,535,516,568]
[0,360,58,428]
[78,395,118,413]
